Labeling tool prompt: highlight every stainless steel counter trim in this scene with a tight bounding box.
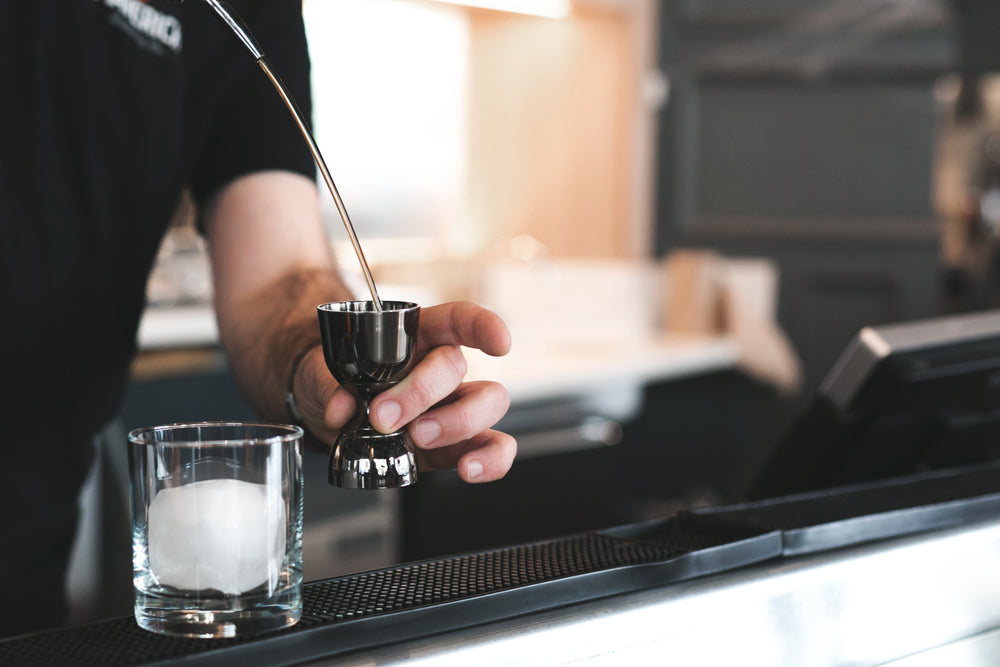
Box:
[311,519,1000,667]
[880,627,1000,667]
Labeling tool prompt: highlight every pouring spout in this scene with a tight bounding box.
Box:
[202,0,265,60]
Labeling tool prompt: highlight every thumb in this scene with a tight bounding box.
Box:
[293,347,355,446]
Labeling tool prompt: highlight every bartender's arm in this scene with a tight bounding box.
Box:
[204,170,517,482]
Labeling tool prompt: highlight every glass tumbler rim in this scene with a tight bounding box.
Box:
[127,421,304,449]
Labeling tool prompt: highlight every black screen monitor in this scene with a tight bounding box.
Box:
[751,309,1000,499]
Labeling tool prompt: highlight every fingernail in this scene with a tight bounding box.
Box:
[375,400,401,430]
[466,460,484,480]
[412,419,441,446]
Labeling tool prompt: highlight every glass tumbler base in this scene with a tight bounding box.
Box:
[134,593,301,639]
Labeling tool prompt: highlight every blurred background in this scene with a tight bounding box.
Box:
[71,0,1000,622]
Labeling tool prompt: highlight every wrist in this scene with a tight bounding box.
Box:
[285,343,321,426]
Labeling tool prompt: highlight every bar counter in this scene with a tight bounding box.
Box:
[322,518,1000,667]
[4,462,1000,666]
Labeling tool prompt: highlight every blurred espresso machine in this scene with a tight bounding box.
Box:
[935,0,1000,311]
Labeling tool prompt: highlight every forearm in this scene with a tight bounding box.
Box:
[216,266,352,423]
[204,171,352,423]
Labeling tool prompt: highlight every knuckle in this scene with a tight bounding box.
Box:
[494,434,517,471]
[407,376,438,410]
[453,409,478,438]
[490,382,511,413]
[476,382,510,420]
[437,345,468,378]
[505,433,518,458]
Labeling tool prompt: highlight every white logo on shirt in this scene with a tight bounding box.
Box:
[95,0,183,54]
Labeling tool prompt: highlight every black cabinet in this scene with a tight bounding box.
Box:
[401,371,796,561]
[655,1,955,390]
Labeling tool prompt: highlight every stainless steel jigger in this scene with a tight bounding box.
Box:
[318,301,421,489]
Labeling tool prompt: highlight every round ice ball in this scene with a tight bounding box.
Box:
[147,478,287,595]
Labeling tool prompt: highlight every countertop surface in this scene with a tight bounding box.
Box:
[137,305,739,415]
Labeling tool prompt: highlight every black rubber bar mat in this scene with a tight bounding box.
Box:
[0,518,779,667]
[689,460,1000,555]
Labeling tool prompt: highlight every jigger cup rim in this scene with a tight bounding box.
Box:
[317,300,420,313]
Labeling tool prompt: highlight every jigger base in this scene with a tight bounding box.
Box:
[328,432,418,490]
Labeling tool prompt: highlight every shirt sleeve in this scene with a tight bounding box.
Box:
[188,0,316,208]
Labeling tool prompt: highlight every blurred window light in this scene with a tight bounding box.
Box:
[302,0,468,251]
[426,0,570,19]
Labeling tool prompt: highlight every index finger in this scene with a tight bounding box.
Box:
[417,301,511,357]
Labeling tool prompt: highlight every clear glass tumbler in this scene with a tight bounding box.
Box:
[128,422,304,638]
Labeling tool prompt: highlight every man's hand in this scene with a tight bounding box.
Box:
[205,171,515,483]
[294,301,517,483]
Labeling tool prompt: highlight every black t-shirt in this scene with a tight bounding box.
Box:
[0,0,316,434]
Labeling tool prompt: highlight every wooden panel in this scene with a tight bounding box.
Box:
[466,6,636,257]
